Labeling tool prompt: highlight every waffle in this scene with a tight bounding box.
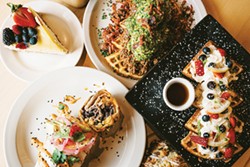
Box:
[182,40,243,83]
[181,131,243,161]
[79,89,123,137]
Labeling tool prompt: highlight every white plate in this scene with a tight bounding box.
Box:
[0,1,84,82]
[4,67,146,167]
[83,0,207,88]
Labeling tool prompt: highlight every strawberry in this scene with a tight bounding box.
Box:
[210,114,219,119]
[221,92,231,100]
[190,135,208,147]
[195,60,204,76]
[224,147,234,159]
[227,128,236,144]
[7,3,37,28]
[213,72,225,78]
[218,48,226,57]
[230,117,236,128]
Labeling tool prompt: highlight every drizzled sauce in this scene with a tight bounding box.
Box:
[166,82,189,106]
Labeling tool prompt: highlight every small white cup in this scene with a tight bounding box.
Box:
[163,77,195,111]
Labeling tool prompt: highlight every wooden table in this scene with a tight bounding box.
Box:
[0,0,249,166]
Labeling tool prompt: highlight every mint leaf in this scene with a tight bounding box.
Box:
[52,149,67,164]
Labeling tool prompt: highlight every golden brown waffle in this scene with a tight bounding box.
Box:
[181,131,243,161]
[193,84,243,109]
[79,89,123,137]
[182,40,243,82]
[184,108,244,134]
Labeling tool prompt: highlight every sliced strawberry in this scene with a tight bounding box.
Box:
[16,42,27,49]
[210,114,219,119]
[230,117,236,128]
[227,128,236,144]
[218,48,226,57]
[213,72,225,78]
[195,60,204,76]
[190,135,208,147]
[212,131,216,139]
[221,92,231,100]
[224,147,234,159]
[13,7,37,28]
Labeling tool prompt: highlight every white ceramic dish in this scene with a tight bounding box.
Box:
[4,67,146,167]
[83,0,207,88]
[0,1,84,82]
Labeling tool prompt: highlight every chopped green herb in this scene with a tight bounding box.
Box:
[68,156,80,166]
[72,132,85,142]
[52,149,66,164]
[100,50,109,57]
[58,103,65,110]
[102,12,107,19]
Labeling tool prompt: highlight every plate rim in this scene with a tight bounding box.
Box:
[0,0,84,82]
[3,66,146,167]
[82,0,207,88]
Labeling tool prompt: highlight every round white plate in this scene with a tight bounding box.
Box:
[4,67,146,167]
[83,0,207,88]
[0,1,84,82]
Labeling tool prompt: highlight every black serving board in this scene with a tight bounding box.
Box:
[125,15,250,167]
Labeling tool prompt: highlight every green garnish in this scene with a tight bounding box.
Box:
[68,156,80,166]
[58,103,65,110]
[72,132,85,142]
[52,149,67,164]
[101,50,109,57]
[197,120,201,136]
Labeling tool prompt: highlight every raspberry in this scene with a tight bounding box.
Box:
[218,48,226,56]
[210,114,219,119]
[221,92,230,100]
[2,28,15,46]
[195,60,204,76]
[16,42,27,49]
[12,25,22,35]
[224,147,234,159]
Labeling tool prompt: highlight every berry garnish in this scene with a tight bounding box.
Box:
[22,34,29,43]
[207,81,216,90]
[28,27,37,36]
[207,93,214,100]
[221,92,230,100]
[226,58,233,68]
[195,60,204,76]
[202,115,210,122]
[16,42,27,49]
[227,128,236,144]
[218,48,226,56]
[29,36,37,45]
[198,54,207,61]
[15,35,23,43]
[203,132,210,138]
[210,114,219,119]
[224,147,234,159]
[230,117,236,128]
[3,28,15,46]
[219,125,226,133]
[216,152,223,158]
[203,47,210,54]
[219,84,227,91]
[213,72,225,79]
[190,135,208,147]
[209,146,218,152]
[208,62,215,67]
[7,3,37,28]
[12,25,22,35]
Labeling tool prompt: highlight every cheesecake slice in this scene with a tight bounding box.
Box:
[2,3,68,55]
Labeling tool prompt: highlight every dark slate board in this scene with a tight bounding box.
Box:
[125,15,250,167]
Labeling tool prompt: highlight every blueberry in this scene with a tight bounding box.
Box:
[22,34,29,42]
[22,27,28,35]
[15,35,23,43]
[219,125,226,133]
[221,109,228,114]
[202,115,210,122]
[207,93,214,100]
[203,47,211,54]
[208,62,216,67]
[225,58,233,68]
[29,37,37,45]
[203,132,210,138]
[201,146,207,149]
[219,84,227,91]
[207,81,216,90]
[28,27,37,37]
[199,54,207,61]
[209,146,218,152]
[216,152,223,158]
